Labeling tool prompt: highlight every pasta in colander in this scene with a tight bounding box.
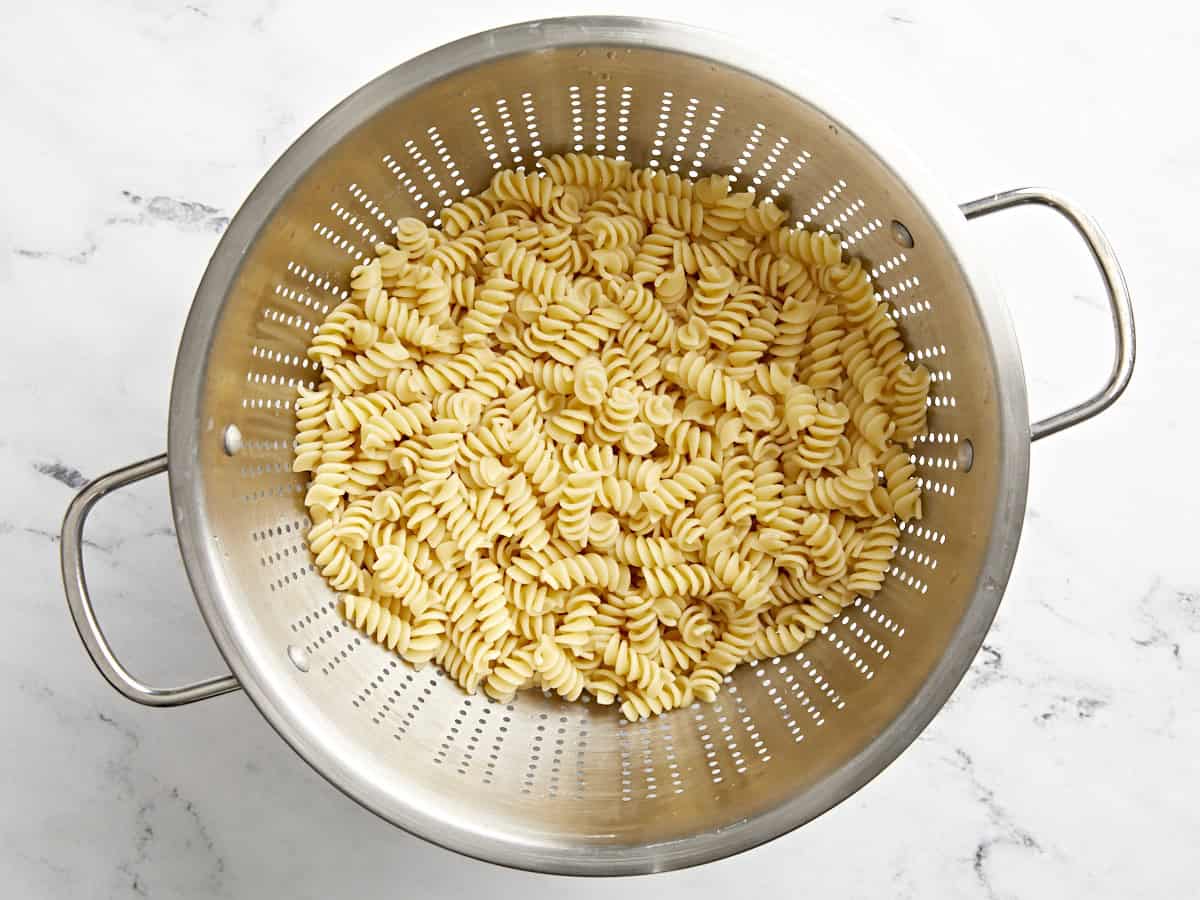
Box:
[293,155,930,719]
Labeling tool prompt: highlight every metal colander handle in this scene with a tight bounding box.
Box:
[60,454,240,706]
[961,187,1136,441]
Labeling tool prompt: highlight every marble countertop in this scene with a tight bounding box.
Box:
[2,1,1196,897]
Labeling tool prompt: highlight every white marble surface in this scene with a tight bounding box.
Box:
[2,0,1197,896]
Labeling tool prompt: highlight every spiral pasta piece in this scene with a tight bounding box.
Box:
[889,363,931,443]
[571,355,608,407]
[767,226,843,268]
[392,217,439,262]
[689,613,758,702]
[466,558,514,644]
[371,542,437,614]
[864,301,908,380]
[592,475,640,516]
[705,547,769,610]
[459,271,517,346]
[325,390,401,433]
[557,470,601,547]
[738,199,788,239]
[461,350,529,404]
[688,264,736,320]
[532,636,585,700]
[439,191,498,237]
[794,398,850,471]
[538,153,632,192]
[508,415,564,500]
[604,277,673,346]
[616,320,662,386]
[640,459,720,517]
[583,212,646,249]
[626,187,704,237]
[798,512,847,582]
[426,476,488,557]
[840,327,888,404]
[880,444,922,521]
[483,642,536,702]
[547,304,627,367]
[607,534,684,567]
[770,295,818,360]
[293,384,332,472]
[539,221,586,275]
[560,442,616,476]
[372,245,413,292]
[333,495,376,550]
[524,282,593,355]
[427,228,486,276]
[481,210,538,256]
[307,519,367,592]
[528,357,575,395]
[641,563,714,598]
[695,189,748,241]
[540,554,630,592]
[625,422,657,456]
[600,633,666,693]
[653,264,688,308]
[551,591,598,653]
[720,452,756,524]
[675,234,754,276]
[384,346,495,401]
[845,388,895,452]
[846,516,900,596]
[706,284,762,348]
[495,472,551,552]
[343,595,446,667]
[359,402,435,452]
[468,485,514,540]
[408,266,450,325]
[662,351,748,412]
[633,169,697,199]
[821,258,877,326]
[591,387,639,444]
[326,335,415,394]
[360,289,448,351]
[796,303,846,392]
[748,623,811,661]
[488,237,572,303]
[739,248,809,297]
[491,169,562,215]
[544,400,593,444]
[631,220,684,285]
[308,300,362,367]
[413,419,464,480]
[801,466,876,511]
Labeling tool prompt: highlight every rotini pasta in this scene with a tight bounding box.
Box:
[533,636,586,700]
[889,363,931,443]
[631,220,684,285]
[297,155,929,720]
[688,264,737,320]
[538,153,631,192]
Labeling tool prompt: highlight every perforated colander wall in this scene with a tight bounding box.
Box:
[188,38,1013,863]
[243,84,960,782]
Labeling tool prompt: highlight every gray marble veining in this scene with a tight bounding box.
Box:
[2,0,1197,897]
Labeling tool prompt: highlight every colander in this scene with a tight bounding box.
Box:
[60,17,1135,875]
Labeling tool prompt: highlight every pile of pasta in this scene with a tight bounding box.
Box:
[293,153,930,721]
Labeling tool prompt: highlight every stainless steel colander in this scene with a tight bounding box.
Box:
[60,17,1134,875]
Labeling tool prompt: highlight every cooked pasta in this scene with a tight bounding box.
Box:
[295,155,930,720]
